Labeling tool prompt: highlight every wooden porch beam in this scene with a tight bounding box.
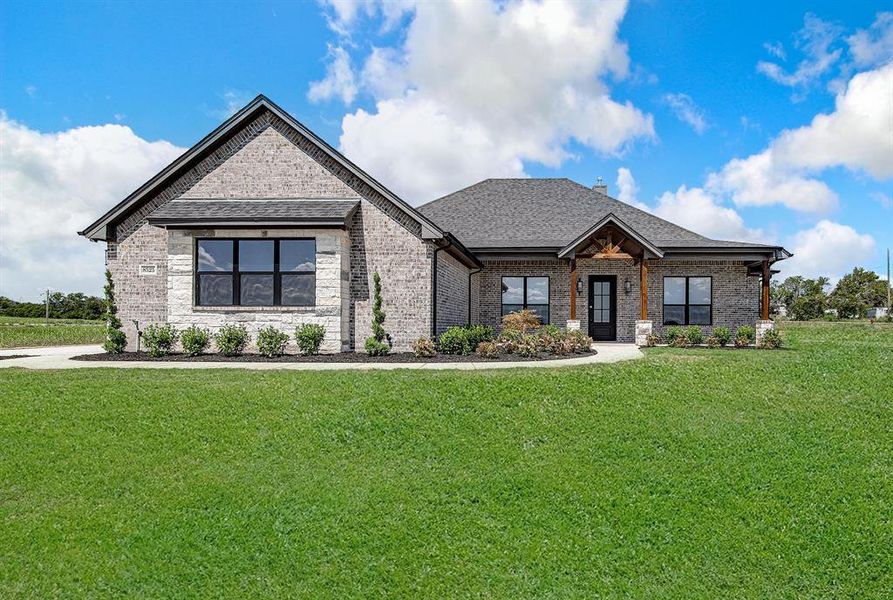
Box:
[761,259,770,320]
[569,258,577,321]
[640,257,648,320]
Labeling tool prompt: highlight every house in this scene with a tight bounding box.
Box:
[80,95,790,352]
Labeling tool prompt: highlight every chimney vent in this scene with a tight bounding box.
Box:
[593,176,608,195]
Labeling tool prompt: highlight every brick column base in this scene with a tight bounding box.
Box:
[635,320,653,346]
[755,320,774,346]
[566,319,581,331]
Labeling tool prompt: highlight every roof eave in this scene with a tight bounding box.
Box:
[557,213,664,259]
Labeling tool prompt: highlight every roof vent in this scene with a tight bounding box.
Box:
[593,177,608,196]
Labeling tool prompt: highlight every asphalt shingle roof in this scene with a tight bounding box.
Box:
[147,198,359,224]
[417,178,777,251]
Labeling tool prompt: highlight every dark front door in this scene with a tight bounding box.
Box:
[588,275,617,341]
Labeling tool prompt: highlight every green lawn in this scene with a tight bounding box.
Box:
[0,317,105,348]
[1,323,890,598]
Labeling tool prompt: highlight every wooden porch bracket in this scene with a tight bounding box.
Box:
[640,257,648,320]
[761,259,770,320]
[569,258,577,321]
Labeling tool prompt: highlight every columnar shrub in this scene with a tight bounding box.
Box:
[102,269,126,353]
[476,341,499,359]
[257,326,288,358]
[735,325,755,347]
[684,325,704,345]
[411,337,436,358]
[364,272,390,356]
[215,324,250,356]
[713,326,732,347]
[501,309,541,334]
[758,328,783,349]
[296,324,326,355]
[143,324,179,358]
[180,325,211,356]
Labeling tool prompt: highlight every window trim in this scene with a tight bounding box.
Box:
[194,238,316,307]
[662,276,713,326]
[501,275,551,324]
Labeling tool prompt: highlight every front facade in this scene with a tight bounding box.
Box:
[81,96,789,351]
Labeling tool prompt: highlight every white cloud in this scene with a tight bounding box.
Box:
[763,42,786,60]
[652,185,766,242]
[847,12,893,68]
[308,45,358,104]
[757,13,843,91]
[662,92,708,134]
[0,114,184,300]
[781,220,876,279]
[24,85,37,98]
[318,0,655,203]
[614,167,649,211]
[207,90,254,120]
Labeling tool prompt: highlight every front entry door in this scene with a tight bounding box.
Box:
[588,276,617,341]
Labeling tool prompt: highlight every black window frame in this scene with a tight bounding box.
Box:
[194,238,316,307]
[662,276,712,325]
[501,275,550,324]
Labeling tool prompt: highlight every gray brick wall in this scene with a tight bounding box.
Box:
[435,251,470,335]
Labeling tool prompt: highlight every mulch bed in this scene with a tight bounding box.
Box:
[0,355,32,360]
[71,350,594,363]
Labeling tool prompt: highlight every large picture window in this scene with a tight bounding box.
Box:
[663,276,711,325]
[196,239,316,307]
[501,276,550,324]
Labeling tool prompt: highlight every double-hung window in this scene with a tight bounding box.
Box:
[196,239,316,307]
[501,276,550,324]
[663,276,711,325]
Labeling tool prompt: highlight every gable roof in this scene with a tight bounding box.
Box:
[79,95,443,241]
[417,178,788,256]
[557,213,664,259]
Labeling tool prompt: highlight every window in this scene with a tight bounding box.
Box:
[195,239,316,307]
[501,276,550,324]
[663,276,711,325]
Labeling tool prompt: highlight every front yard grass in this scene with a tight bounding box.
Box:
[0,317,105,348]
[1,322,890,598]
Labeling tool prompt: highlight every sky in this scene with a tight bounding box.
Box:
[1,0,891,301]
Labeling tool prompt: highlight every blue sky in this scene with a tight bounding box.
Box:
[1,0,891,300]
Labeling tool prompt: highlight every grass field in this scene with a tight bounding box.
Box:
[0,316,105,348]
[1,322,890,598]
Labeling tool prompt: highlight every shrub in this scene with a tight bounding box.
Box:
[684,325,704,345]
[438,326,473,355]
[364,272,390,355]
[502,309,541,334]
[713,326,732,347]
[102,269,126,353]
[465,325,494,349]
[295,324,326,355]
[758,328,783,349]
[257,326,288,358]
[735,325,755,347]
[215,324,250,356]
[706,335,720,349]
[515,335,539,357]
[496,330,522,354]
[670,331,691,348]
[567,330,593,353]
[665,326,684,346]
[143,324,179,358]
[644,333,661,347]
[476,341,499,359]
[411,337,436,358]
[180,325,211,356]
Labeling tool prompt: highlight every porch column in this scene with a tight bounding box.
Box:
[640,258,648,320]
[567,258,580,330]
[761,259,770,321]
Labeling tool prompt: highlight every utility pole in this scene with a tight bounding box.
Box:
[887,248,891,311]
[45,289,50,325]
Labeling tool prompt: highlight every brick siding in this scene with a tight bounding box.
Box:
[435,251,470,335]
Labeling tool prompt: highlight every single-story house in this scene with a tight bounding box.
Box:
[80,95,790,352]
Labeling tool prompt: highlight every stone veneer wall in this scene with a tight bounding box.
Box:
[435,251,470,335]
[104,109,435,352]
[475,257,760,342]
[166,228,348,353]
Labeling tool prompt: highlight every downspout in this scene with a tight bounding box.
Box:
[467,266,482,326]
[431,238,453,339]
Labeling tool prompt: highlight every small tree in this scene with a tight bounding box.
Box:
[102,269,126,353]
[364,272,390,355]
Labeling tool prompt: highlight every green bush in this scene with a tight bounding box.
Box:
[713,326,731,347]
[758,328,783,349]
[364,337,390,356]
[143,324,179,358]
[476,341,499,359]
[295,324,326,355]
[665,326,684,345]
[465,325,494,349]
[735,325,755,347]
[257,326,288,358]
[411,337,436,358]
[180,325,210,356]
[684,326,704,345]
[364,272,390,356]
[670,332,691,348]
[215,324,250,357]
[438,326,473,355]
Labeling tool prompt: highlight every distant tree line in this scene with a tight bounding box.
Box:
[0,293,104,320]
[771,267,890,320]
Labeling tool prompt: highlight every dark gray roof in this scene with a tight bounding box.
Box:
[417,178,782,252]
[147,198,359,225]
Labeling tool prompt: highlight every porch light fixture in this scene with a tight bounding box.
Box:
[577,276,584,293]
[624,278,632,294]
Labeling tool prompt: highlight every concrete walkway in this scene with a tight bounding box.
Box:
[0,343,643,371]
